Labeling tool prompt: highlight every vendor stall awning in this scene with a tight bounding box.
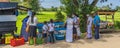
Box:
[0,2,18,10]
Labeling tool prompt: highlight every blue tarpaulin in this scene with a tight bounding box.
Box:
[37,22,65,32]
[20,16,29,42]
[0,2,18,10]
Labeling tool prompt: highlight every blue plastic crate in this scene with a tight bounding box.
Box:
[54,22,64,26]
[54,34,65,40]
[55,27,66,31]
[37,23,43,33]
[37,23,43,28]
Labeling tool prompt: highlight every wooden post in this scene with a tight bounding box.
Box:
[112,13,115,29]
[105,14,108,29]
[105,14,107,22]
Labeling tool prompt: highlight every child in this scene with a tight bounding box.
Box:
[42,21,48,44]
[48,19,55,43]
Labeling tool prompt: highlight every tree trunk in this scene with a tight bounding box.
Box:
[91,0,99,6]
[80,13,87,33]
[83,14,87,32]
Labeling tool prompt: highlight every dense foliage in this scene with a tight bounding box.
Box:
[55,10,65,22]
[60,0,107,32]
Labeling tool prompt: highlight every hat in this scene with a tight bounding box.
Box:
[86,14,90,17]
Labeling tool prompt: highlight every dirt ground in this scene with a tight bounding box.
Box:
[0,32,120,48]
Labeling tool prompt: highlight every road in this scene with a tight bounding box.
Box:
[0,32,120,48]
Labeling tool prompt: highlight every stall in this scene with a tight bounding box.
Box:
[97,10,117,32]
[0,2,18,35]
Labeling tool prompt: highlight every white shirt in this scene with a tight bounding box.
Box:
[42,24,48,33]
[73,16,79,25]
[27,16,38,26]
[66,18,73,28]
[48,23,55,32]
[87,16,93,27]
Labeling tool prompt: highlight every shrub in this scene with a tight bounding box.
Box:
[55,11,65,22]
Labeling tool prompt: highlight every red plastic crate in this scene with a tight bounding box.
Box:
[10,37,25,47]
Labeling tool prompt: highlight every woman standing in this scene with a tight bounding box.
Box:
[27,12,38,45]
[21,16,29,42]
[86,14,93,39]
[48,19,55,43]
[66,15,73,43]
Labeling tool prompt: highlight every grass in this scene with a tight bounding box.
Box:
[15,11,120,35]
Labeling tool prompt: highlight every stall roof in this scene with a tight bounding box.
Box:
[97,10,117,15]
[0,2,18,10]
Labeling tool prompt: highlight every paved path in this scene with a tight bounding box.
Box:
[0,32,120,48]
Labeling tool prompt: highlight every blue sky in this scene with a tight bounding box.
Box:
[40,0,120,9]
[40,0,62,8]
[97,0,120,9]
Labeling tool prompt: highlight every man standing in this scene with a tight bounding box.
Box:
[93,12,100,40]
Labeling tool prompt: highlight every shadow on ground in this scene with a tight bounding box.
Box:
[84,39,94,44]
[96,38,107,42]
[100,34,114,38]
[83,38,107,44]
[81,34,114,44]
[73,40,85,44]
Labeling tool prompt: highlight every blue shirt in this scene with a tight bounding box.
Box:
[93,15,100,26]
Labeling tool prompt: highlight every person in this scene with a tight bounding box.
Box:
[42,21,49,44]
[20,16,29,42]
[72,13,81,40]
[27,12,38,45]
[37,23,43,38]
[66,15,73,43]
[27,9,32,17]
[48,19,55,43]
[86,14,93,39]
[14,8,19,16]
[93,12,100,40]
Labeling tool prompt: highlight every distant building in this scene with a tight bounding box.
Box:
[0,0,9,2]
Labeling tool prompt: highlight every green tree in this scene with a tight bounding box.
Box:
[100,5,111,10]
[28,0,40,12]
[116,6,120,11]
[60,0,107,32]
[59,6,65,11]
[51,6,57,11]
[55,10,65,22]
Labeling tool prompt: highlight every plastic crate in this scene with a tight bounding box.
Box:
[5,35,13,44]
[10,37,25,47]
[55,34,65,40]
